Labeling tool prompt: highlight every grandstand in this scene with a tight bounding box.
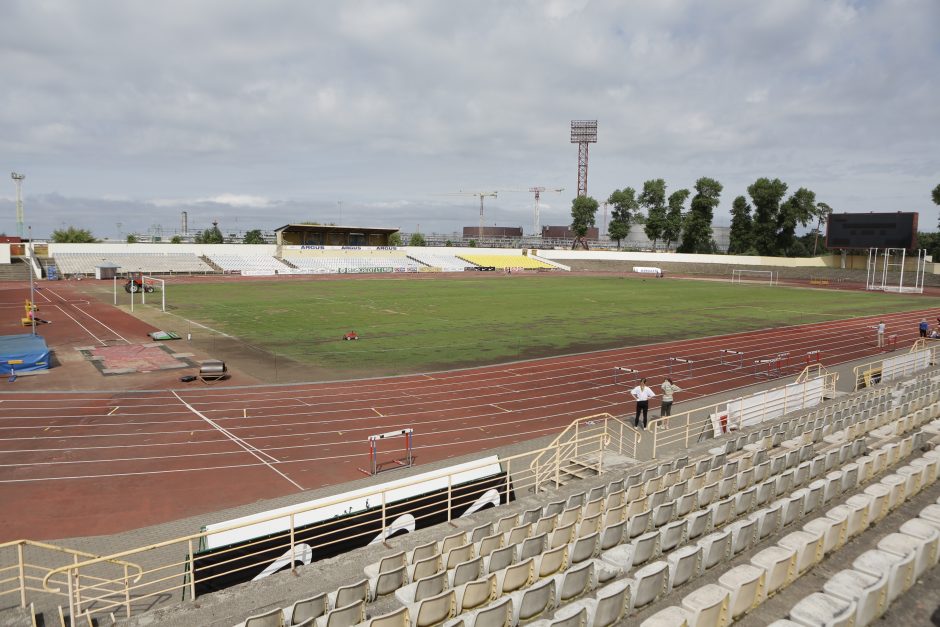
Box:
[284,249,424,273]
[12,360,940,626]
[206,253,294,275]
[52,252,213,275]
[406,251,479,271]
[459,254,557,270]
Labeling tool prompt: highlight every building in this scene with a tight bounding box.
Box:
[461,226,523,239]
[274,224,400,247]
[542,225,600,240]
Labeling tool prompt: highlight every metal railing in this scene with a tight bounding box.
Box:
[4,429,609,625]
[645,369,838,460]
[853,339,937,391]
[0,540,141,620]
[529,413,639,490]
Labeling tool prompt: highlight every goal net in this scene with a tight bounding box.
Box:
[731,269,778,286]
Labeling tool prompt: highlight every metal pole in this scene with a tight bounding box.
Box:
[113,275,117,305]
[28,227,35,336]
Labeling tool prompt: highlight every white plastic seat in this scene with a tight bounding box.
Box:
[600,530,659,571]
[728,518,757,556]
[446,595,511,627]
[370,565,407,598]
[659,520,687,553]
[831,500,869,540]
[552,561,594,606]
[630,561,669,610]
[282,593,328,626]
[454,574,497,613]
[681,583,730,627]
[879,474,907,511]
[899,518,940,571]
[599,521,625,552]
[244,607,284,627]
[494,558,534,595]
[686,509,713,541]
[709,497,733,528]
[363,607,409,627]
[861,485,891,522]
[555,579,631,627]
[676,492,698,518]
[750,546,796,597]
[314,600,365,627]
[733,487,756,517]
[750,505,781,540]
[395,572,447,605]
[569,532,600,565]
[450,558,484,588]
[778,530,824,576]
[697,530,731,572]
[718,564,764,620]
[484,546,514,575]
[852,549,915,603]
[364,552,406,579]
[328,579,369,610]
[804,516,846,556]
[550,523,576,550]
[877,532,927,578]
[823,568,889,626]
[627,510,652,539]
[666,544,702,592]
[639,606,691,626]
[788,592,855,627]
[508,578,556,625]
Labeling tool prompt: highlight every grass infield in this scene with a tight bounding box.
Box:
[163,275,939,377]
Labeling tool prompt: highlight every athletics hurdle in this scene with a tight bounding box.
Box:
[358,428,414,476]
[753,357,780,378]
[719,349,744,369]
[803,350,821,367]
[668,357,693,375]
[614,367,639,385]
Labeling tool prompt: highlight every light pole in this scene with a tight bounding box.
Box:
[11,172,25,240]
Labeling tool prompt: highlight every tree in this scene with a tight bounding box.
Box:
[388,232,403,246]
[639,179,668,250]
[243,229,265,244]
[776,188,818,255]
[747,178,788,255]
[727,196,753,254]
[678,178,722,254]
[662,189,689,249]
[51,227,98,243]
[606,188,637,249]
[811,202,833,256]
[170,235,183,244]
[409,232,426,246]
[933,184,940,206]
[194,223,224,244]
[570,196,599,249]
[126,234,139,244]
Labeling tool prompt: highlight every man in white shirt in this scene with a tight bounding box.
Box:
[630,378,656,429]
[877,321,885,348]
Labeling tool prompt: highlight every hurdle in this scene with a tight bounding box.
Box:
[668,357,693,375]
[803,350,822,367]
[719,349,744,369]
[753,357,781,378]
[358,428,414,476]
[614,367,639,385]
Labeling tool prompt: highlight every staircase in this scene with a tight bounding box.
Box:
[0,258,34,281]
[199,255,223,272]
[530,413,641,491]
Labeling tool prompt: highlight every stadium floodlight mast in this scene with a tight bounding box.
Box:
[11,172,25,239]
[570,120,597,198]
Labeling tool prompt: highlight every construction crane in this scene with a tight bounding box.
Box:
[445,191,498,240]
[501,187,565,236]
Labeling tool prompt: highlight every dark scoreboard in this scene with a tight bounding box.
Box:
[825,212,918,250]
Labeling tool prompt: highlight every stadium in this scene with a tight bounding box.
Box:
[1,220,940,627]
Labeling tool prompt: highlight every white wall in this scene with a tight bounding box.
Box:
[0,244,10,265]
[536,249,829,268]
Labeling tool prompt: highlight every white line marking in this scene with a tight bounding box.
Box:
[51,304,106,345]
[171,390,302,490]
[108,406,119,416]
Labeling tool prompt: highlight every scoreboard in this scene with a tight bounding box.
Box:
[825,212,918,250]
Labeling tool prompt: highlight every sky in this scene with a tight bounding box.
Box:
[0,0,937,240]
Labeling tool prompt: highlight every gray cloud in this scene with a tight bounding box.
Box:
[0,0,937,239]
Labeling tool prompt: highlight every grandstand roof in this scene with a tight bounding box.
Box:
[274,224,399,234]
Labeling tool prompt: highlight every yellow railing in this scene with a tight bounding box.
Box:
[14,430,606,625]
[0,540,142,620]
[853,341,937,391]
[646,370,838,459]
[529,413,640,490]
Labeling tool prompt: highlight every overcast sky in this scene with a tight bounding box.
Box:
[1,0,937,240]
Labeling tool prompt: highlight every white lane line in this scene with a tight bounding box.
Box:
[50,304,107,345]
[171,390,303,490]
[46,288,131,344]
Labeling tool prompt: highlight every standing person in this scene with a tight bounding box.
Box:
[920,319,930,338]
[877,321,886,349]
[630,378,656,430]
[660,378,682,429]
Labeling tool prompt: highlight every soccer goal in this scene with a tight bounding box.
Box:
[731,269,778,286]
[141,276,166,311]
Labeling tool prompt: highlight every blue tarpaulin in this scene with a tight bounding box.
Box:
[0,334,50,374]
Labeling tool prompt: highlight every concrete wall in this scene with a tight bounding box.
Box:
[537,249,829,267]
[0,244,11,265]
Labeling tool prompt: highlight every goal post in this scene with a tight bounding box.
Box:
[141,276,166,311]
[731,269,778,286]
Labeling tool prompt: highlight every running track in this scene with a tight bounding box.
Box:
[0,300,936,541]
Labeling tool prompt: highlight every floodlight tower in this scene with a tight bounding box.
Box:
[11,172,25,239]
[570,120,597,198]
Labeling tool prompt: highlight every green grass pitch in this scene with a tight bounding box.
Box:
[163,275,939,378]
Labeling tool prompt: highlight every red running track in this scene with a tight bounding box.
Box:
[0,307,935,541]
